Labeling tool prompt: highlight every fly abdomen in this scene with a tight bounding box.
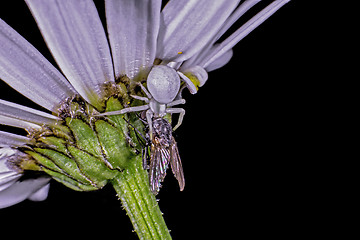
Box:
[148,117,185,195]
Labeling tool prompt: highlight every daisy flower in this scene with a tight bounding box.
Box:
[0,0,290,239]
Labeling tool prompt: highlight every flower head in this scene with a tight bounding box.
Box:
[0,0,289,209]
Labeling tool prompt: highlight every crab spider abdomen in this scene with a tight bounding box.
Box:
[147,65,180,104]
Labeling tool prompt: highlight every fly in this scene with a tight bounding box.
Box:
[144,117,185,195]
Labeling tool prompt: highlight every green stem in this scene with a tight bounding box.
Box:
[111,156,172,240]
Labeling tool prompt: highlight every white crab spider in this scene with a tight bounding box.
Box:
[99,65,191,137]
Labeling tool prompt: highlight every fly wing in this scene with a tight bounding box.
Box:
[149,139,170,195]
[170,137,185,191]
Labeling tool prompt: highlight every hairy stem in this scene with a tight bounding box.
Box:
[111,156,171,240]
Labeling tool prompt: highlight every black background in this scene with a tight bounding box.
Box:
[0,1,323,239]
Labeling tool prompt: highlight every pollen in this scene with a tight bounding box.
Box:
[177,51,183,54]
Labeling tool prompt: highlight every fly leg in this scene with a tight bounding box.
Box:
[142,145,150,170]
[146,109,154,139]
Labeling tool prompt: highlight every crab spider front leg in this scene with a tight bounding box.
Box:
[97,104,149,116]
[130,94,150,103]
[166,108,185,131]
[167,99,186,107]
[166,99,186,131]
[136,82,153,99]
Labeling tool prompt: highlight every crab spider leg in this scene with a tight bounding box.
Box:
[136,82,152,99]
[97,104,149,116]
[130,94,150,103]
[166,108,185,131]
[177,71,197,94]
[167,99,186,107]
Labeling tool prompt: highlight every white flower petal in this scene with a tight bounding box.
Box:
[106,0,161,80]
[204,48,233,72]
[0,177,50,208]
[156,0,240,62]
[0,147,16,158]
[203,0,291,68]
[183,0,260,69]
[181,66,209,87]
[28,183,50,202]
[0,19,76,111]
[26,0,115,110]
[0,176,20,192]
[0,170,21,192]
[0,165,18,180]
[0,131,32,147]
[0,115,40,130]
[213,0,262,44]
[177,71,197,94]
[0,99,59,130]
[0,148,22,192]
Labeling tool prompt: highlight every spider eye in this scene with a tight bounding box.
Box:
[147,65,180,104]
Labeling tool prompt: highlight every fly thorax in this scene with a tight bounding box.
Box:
[152,118,173,143]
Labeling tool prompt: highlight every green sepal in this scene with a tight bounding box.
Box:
[27,150,98,191]
[67,145,117,187]
[105,97,145,153]
[37,136,69,155]
[105,97,128,136]
[34,148,92,185]
[44,168,98,191]
[51,124,74,142]
[26,150,65,174]
[116,82,129,102]
[65,118,102,157]
[95,120,133,170]
[17,158,42,171]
